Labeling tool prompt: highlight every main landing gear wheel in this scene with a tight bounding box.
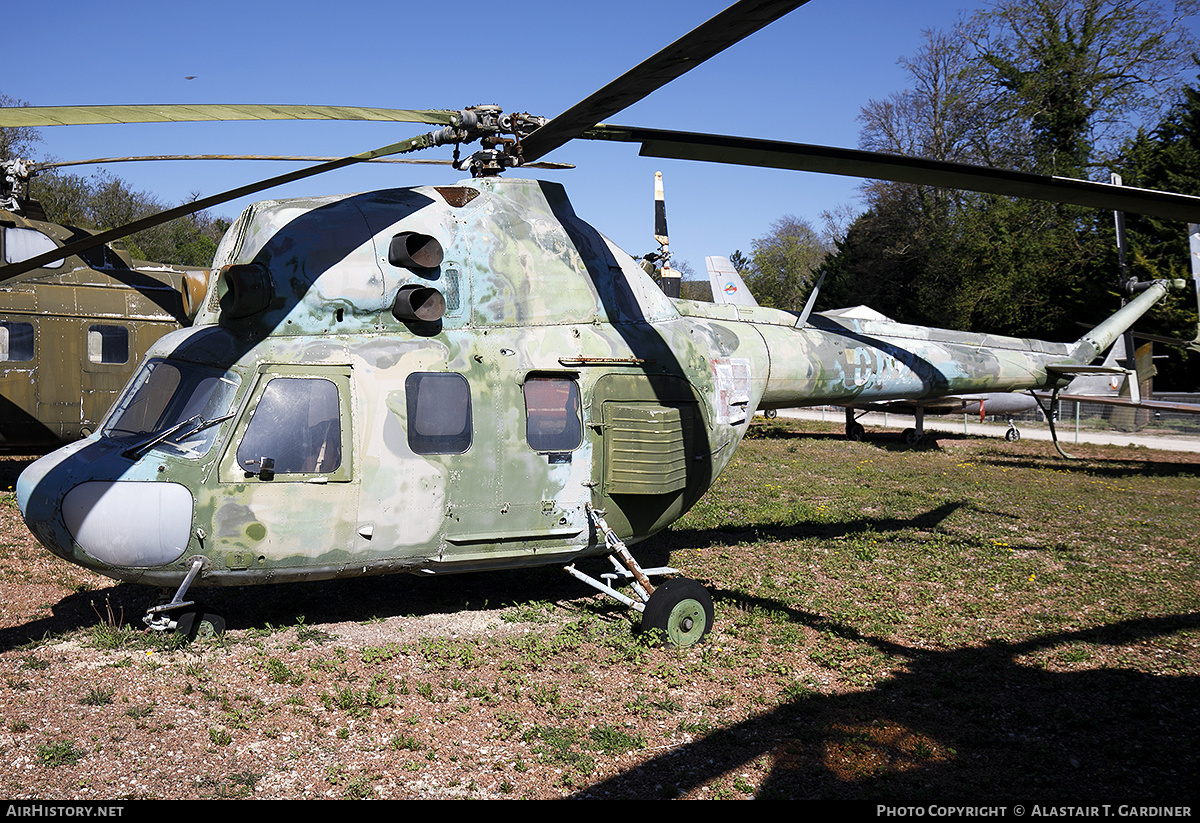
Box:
[1005,427,1021,442]
[640,578,714,648]
[764,408,778,419]
[175,603,226,641]
[846,422,865,441]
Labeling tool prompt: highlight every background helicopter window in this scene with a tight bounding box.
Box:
[87,325,129,365]
[0,321,34,362]
[523,376,582,452]
[236,377,342,474]
[3,227,63,268]
[406,373,472,455]
[103,359,241,456]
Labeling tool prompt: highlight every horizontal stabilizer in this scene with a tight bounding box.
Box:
[1046,364,1139,404]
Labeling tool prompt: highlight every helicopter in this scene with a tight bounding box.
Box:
[5,0,1200,646]
[0,158,211,450]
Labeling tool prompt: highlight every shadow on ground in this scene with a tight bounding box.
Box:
[572,607,1200,801]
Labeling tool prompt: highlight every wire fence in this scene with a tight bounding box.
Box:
[795,400,1200,440]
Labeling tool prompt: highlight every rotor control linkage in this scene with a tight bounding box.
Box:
[418,106,548,177]
[565,505,678,612]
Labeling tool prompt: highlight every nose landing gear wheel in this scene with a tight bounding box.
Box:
[640,578,714,647]
[175,604,226,641]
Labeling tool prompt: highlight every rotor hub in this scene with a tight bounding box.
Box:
[425,106,547,177]
[1,159,29,212]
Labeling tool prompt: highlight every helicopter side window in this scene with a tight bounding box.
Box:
[523,376,582,452]
[237,377,342,474]
[0,321,34,362]
[3,227,64,269]
[406,373,472,455]
[87,325,129,365]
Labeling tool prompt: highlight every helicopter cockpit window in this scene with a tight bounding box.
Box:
[87,325,129,365]
[4,227,63,269]
[523,376,582,452]
[103,359,241,457]
[406,372,472,455]
[236,377,342,474]
[0,321,34,362]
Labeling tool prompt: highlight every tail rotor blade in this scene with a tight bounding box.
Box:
[654,171,680,298]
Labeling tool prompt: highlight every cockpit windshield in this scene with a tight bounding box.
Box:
[102,359,241,458]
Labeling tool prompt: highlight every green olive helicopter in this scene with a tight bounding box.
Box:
[5,0,1200,645]
[0,157,213,450]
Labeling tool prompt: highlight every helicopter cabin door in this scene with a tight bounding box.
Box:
[399,369,589,569]
[213,365,359,575]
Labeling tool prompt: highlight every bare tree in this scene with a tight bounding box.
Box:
[0,94,40,162]
[966,0,1200,174]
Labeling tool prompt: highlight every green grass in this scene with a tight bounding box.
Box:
[3,422,1196,800]
[36,740,85,768]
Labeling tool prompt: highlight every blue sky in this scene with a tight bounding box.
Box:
[6,0,1196,273]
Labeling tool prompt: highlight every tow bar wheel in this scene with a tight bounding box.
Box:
[641,578,714,647]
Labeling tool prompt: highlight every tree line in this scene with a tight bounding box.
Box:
[731,0,1200,387]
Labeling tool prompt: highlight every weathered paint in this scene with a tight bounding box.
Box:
[15,178,1176,590]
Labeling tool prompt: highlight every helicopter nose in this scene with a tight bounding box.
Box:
[62,481,193,567]
[18,446,194,568]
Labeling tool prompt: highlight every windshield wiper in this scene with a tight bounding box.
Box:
[121,413,235,459]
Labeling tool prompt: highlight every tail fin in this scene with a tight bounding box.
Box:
[706,256,759,307]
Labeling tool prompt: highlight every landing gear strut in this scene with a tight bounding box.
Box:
[900,407,934,447]
[142,555,227,640]
[845,408,865,441]
[567,505,714,647]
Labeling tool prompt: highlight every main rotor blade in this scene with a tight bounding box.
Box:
[0,134,436,283]
[0,104,459,128]
[586,125,1200,223]
[521,0,811,162]
[32,155,573,171]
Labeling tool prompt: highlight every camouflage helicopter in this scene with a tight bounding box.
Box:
[0,157,211,450]
[5,0,1200,645]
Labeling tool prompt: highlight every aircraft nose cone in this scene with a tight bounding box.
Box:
[17,441,193,569]
[62,481,193,567]
[16,443,88,556]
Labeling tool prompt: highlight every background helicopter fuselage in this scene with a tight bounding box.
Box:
[0,206,204,450]
[15,177,1159,589]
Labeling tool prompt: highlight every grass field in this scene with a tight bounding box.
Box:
[0,419,1196,799]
